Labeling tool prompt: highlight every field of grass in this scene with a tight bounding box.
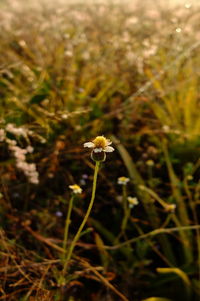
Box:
[0,0,200,300]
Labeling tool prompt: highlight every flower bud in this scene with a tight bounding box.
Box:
[91,150,106,162]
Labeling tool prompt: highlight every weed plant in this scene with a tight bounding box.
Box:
[0,0,200,300]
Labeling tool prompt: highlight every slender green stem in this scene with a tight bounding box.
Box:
[106,225,200,250]
[63,161,100,274]
[121,185,130,229]
[139,185,168,209]
[184,178,200,276]
[115,185,132,257]
[133,222,173,267]
[121,185,129,232]
[172,214,193,263]
[140,185,193,263]
[121,207,131,233]
[116,185,129,241]
[62,196,74,260]
[122,185,127,213]
[147,165,154,188]
[162,142,190,226]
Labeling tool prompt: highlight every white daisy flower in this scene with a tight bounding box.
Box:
[69,184,82,194]
[117,176,130,185]
[165,204,176,213]
[84,136,114,153]
[186,175,193,181]
[127,196,139,208]
[146,159,154,167]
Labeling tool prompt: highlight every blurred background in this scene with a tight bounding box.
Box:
[0,0,200,300]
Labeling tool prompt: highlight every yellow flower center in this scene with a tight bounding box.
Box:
[128,197,137,204]
[71,184,81,190]
[93,136,107,149]
[119,177,128,182]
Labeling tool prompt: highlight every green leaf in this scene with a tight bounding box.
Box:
[156,267,191,287]
[94,232,110,269]
[29,94,47,104]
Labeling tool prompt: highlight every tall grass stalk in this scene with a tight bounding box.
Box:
[62,196,74,261]
[141,185,193,263]
[112,135,177,264]
[184,178,200,278]
[162,141,193,264]
[117,185,131,239]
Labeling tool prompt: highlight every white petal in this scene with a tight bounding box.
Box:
[84,142,94,148]
[94,148,103,153]
[107,140,112,145]
[105,146,114,152]
[75,189,82,194]
[118,181,126,185]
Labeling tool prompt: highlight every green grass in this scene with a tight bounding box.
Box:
[0,0,200,300]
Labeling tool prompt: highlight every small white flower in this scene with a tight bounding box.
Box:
[176,27,182,33]
[69,184,82,194]
[187,175,193,181]
[165,204,176,213]
[55,211,63,217]
[185,3,192,9]
[163,125,170,133]
[84,136,114,153]
[117,177,130,185]
[146,159,154,167]
[6,123,27,137]
[26,146,34,153]
[127,197,139,208]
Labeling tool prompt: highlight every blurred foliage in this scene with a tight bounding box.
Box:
[0,0,200,300]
